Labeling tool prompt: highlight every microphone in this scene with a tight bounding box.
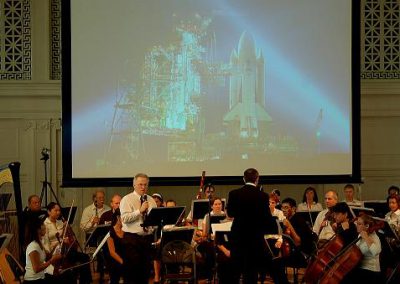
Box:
[140,195,148,230]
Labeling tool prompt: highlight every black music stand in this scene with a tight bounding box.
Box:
[191,199,226,220]
[294,211,321,228]
[364,201,388,218]
[60,206,77,224]
[143,206,186,228]
[191,199,211,220]
[84,224,111,250]
[204,214,227,235]
[161,227,195,246]
[214,230,231,246]
[349,206,375,218]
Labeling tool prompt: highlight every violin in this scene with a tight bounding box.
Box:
[53,201,81,274]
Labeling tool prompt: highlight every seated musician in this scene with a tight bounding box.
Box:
[152,193,165,284]
[152,193,164,208]
[281,198,314,257]
[106,208,125,284]
[269,193,285,221]
[201,197,225,239]
[23,195,47,221]
[186,183,216,224]
[80,189,110,233]
[24,218,61,284]
[313,190,338,248]
[343,184,363,207]
[43,202,92,284]
[387,185,400,197]
[99,194,121,225]
[165,199,177,207]
[343,214,382,283]
[196,197,225,281]
[331,202,358,246]
[385,194,400,233]
[297,187,323,212]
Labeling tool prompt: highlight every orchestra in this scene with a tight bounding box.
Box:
[1,166,400,284]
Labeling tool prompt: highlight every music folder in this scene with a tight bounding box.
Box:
[143,206,186,227]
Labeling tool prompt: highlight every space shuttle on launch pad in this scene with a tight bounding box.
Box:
[223,31,272,139]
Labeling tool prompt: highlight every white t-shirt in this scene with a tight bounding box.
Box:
[24,241,46,280]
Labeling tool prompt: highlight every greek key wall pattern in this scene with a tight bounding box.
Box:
[50,0,61,80]
[0,0,31,80]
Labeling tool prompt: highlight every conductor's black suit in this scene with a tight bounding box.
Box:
[227,183,276,284]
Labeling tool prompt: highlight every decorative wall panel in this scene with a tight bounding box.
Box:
[361,0,400,79]
[50,0,61,80]
[0,0,31,80]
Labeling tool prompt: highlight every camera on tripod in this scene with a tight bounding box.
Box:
[40,147,50,161]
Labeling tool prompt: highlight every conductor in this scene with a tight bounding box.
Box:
[227,168,276,284]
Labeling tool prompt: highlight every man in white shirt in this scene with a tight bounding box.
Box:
[80,189,110,232]
[313,190,338,247]
[120,173,157,284]
[343,184,363,207]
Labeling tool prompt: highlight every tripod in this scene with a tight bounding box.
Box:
[39,151,60,207]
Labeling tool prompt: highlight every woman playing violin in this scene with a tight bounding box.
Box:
[43,202,92,284]
[24,218,61,283]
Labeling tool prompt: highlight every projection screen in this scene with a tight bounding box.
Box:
[62,0,361,186]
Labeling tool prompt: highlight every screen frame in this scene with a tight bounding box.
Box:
[61,0,361,187]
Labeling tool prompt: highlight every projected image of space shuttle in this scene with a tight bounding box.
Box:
[223,31,272,139]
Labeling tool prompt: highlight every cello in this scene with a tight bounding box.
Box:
[318,217,385,284]
[303,234,345,283]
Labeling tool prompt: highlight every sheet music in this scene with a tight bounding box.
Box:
[211,221,232,233]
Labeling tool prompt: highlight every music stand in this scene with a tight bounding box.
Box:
[214,230,231,246]
[373,218,400,241]
[84,224,111,250]
[349,206,375,218]
[60,206,77,224]
[204,214,227,235]
[363,201,388,218]
[143,206,186,228]
[161,227,195,246]
[294,211,321,228]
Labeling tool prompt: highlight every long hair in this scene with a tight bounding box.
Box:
[25,217,44,250]
[302,186,318,203]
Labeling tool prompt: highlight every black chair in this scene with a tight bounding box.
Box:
[161,240,197,284]
[282,234,309,284]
